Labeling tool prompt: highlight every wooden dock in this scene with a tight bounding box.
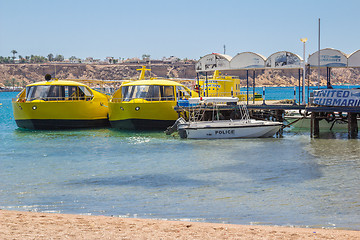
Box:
[251,102,360,138]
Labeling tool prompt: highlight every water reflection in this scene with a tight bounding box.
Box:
[67,174,215,188]
[307,138,360,165]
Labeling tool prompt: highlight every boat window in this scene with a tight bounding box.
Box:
[135,85,150,99]
[132,85,157,101]
[81,86,93,97]
[63,86,91,100]
[79,86,94,100]
[122,85,174,101]
[26,86,34,101]
[122,86,131,101]
[148,85,161,101]
[48,86,65,100]
[25,85,93,101]
[160,86,175,101]
[68,86,78,100]
[26,85,51,101]
[176,86,190,99]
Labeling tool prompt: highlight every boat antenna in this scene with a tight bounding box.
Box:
[213,70,220,79]
[136,66,151,80]
[317,18,320,89]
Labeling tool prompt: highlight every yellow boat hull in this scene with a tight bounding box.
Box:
[12,99,109,129]
[109,100,179,130]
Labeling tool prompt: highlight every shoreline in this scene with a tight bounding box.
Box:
[1,84,359,92]
[1,210,359,239]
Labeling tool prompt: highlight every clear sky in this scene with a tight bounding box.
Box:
[0,0,359,61]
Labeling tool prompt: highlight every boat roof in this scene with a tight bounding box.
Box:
[122,79,186,87]
[26,80,90,87]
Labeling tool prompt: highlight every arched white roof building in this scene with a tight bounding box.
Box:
[265,51,302,69]
[196,48,360,72]
[307,48,347,67]
[229,52,266,69]
[195,53,232,72]
[348,50,360,67]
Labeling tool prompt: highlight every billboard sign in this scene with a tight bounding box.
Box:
[313,89,360,106]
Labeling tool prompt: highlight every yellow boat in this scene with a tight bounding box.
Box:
[109,67,199,130]
[12,75,110,129]
[198,70,263,101]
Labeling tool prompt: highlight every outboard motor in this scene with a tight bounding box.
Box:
[164,117,186,135]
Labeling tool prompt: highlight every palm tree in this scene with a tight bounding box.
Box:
[11,50,17,62]
[47,53,54,62]
[54,54,64,62]
[18,55,25,63]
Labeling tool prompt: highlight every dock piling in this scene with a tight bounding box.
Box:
[293,87,297,105]
[348,113,358,139]
[310,112,320,138]
[262,87,266,105]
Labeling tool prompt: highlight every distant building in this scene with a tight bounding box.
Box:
[105,57,115,64]
[147,59,164,64]
[162,56,180,64]
[84,57,94,64]
[125,57,141,64]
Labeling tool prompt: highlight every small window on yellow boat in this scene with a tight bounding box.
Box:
[48,86,65,100]
[176,86,190,99]
[122,85,175,101]
[26,85,51,101]
[66,86,93,100]
[25,85,93,101]
[160,86,175,101]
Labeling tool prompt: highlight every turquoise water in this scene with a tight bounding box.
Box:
[243,85,360,102]
[1,90,360,230]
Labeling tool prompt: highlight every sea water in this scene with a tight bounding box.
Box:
[243,85,359,102]
[0,90,359,230]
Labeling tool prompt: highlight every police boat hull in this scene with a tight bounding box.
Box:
[177,119,282,139]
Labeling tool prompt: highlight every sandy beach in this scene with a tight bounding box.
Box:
[0,210,359,239]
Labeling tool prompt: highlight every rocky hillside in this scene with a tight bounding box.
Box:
[0,63,196,87]
[1,63,360,88]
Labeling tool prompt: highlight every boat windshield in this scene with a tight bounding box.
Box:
[122,85,175,101]
[25,85,93,101]
[176,86,191,99]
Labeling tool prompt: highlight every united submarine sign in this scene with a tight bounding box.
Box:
[313,89,360,106]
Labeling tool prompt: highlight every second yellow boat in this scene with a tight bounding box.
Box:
[109,78,198,130]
